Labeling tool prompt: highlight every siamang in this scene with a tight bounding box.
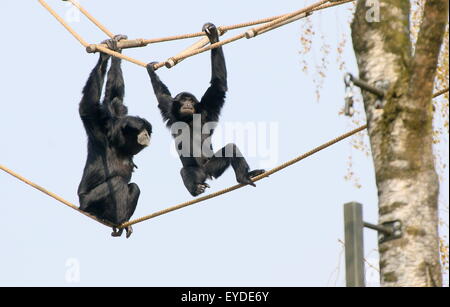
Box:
[147,23,264,197]
[78,35,152,238]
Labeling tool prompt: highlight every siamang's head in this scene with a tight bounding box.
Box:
[109,116,152,156]
[172,92,199,121]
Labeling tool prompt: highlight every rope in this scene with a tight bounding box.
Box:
[89,0,354,47]
[37,0,89,47]
[433,87,449,98]
[95,45,148,67]
[40,0,355,69]
[2,84,448,228]
[155,33,247,70]
[64,0,115,38]
[153,0,353,69]
[30,1,450,229]
[119,125,367,228]
[248,0,329,36]
[158,0,355,41]
[0,125,369,229]
[0,165,114,228]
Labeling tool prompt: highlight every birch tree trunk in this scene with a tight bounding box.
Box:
[351,0,448,286]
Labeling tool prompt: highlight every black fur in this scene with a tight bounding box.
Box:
[147,23,264,197]
[78,37,152,234]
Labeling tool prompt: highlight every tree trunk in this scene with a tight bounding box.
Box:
[351,0,448,286]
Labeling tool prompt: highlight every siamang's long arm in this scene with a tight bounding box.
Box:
[103,57,124,110]
[79,53,110,132]
[103,35,128,117]
[200,23,228,121]
[146,63,174,123]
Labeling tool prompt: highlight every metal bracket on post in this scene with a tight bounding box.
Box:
[345,73,385,98]
[364,220,402,244]
[343,73,388,114]
[373,80,390,109]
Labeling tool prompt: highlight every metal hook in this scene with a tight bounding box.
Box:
[344,73,354,87]
[344,74,355,117]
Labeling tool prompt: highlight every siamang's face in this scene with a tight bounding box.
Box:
[112,117,152,156]
[173,92,199,120]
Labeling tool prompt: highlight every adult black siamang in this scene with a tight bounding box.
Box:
[78,35,152,238]
[147,23,264,197]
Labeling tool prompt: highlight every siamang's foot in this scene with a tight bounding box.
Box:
[193,183,210,196]
[237,170,265,187]
[248,169,265,178]
[236,175,256,187]
[202,22,219,43]
[111,227,124,237]
[125,226,133,239]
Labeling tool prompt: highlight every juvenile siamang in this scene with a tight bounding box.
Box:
[78,35,152,238]
[147,23,264,197]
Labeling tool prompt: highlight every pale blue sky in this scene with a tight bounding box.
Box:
[1,0,444,287]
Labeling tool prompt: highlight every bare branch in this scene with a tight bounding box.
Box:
[408,0,449,108]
